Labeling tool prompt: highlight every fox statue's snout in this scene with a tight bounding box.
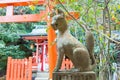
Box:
[51,21,55,27]
[51,19,58,30]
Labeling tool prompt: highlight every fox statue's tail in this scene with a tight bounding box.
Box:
[86,31,96,69]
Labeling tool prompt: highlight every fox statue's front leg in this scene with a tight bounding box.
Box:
[53,51,64,72]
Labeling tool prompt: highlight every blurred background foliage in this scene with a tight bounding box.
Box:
[0,22,35,73]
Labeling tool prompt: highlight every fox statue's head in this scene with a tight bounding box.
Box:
[51,9,67,31]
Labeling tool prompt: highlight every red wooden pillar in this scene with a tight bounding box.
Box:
[35,42,39,63]
[47,20,57,79]
[41,44,44,71]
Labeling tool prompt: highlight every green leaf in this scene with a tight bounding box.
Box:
[102,58,106,63]
[117,5,120,9]
[29,5,35,11]
[0,40,5,48]
[99,36,103,42]
[98,25,104,30]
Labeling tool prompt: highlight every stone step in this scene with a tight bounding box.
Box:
[36,72,49,77]
[35,72,49,80]
[35,78,49,80]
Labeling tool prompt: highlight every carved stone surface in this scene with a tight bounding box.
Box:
[53,71,96,80]
[51,9,96,72]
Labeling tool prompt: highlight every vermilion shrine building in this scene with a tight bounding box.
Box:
[20,25,49,71]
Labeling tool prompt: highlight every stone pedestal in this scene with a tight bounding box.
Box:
[53,71,96,80]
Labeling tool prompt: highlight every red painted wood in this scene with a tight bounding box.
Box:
[48,25,57,79]
[22,36,47,40]
[0,0,45,7]
[0,11,47,23]
[36,43,39,63]
[60,59,73,70]
[6,57,32,80]
[6,57,11,80]
[28,57,32,80]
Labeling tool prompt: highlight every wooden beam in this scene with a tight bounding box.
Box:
[0,11,47,23]
[22,36,47,40]
[0,0,45,7]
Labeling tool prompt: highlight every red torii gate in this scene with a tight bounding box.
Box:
[0,0,48,22]
[0,0,57,79]
[0,0,79,79]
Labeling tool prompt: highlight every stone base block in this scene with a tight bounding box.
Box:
[53,71,96,80]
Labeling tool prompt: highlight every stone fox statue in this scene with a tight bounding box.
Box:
[51,9,96,72]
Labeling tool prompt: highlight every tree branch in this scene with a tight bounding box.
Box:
[57,0,88,31]
[91,28,120,44]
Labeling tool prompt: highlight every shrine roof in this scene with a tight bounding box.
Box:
[20,33,47,37]
[20,25,47,37]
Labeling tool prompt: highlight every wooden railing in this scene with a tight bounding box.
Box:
[32,58,73,71]
[6,57,73,80]
[60,59,73,70]
[6,57,32,80]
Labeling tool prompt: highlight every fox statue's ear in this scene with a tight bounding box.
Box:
[57,9,65,17]
[50,9,56,17]
[57,9,64,14]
